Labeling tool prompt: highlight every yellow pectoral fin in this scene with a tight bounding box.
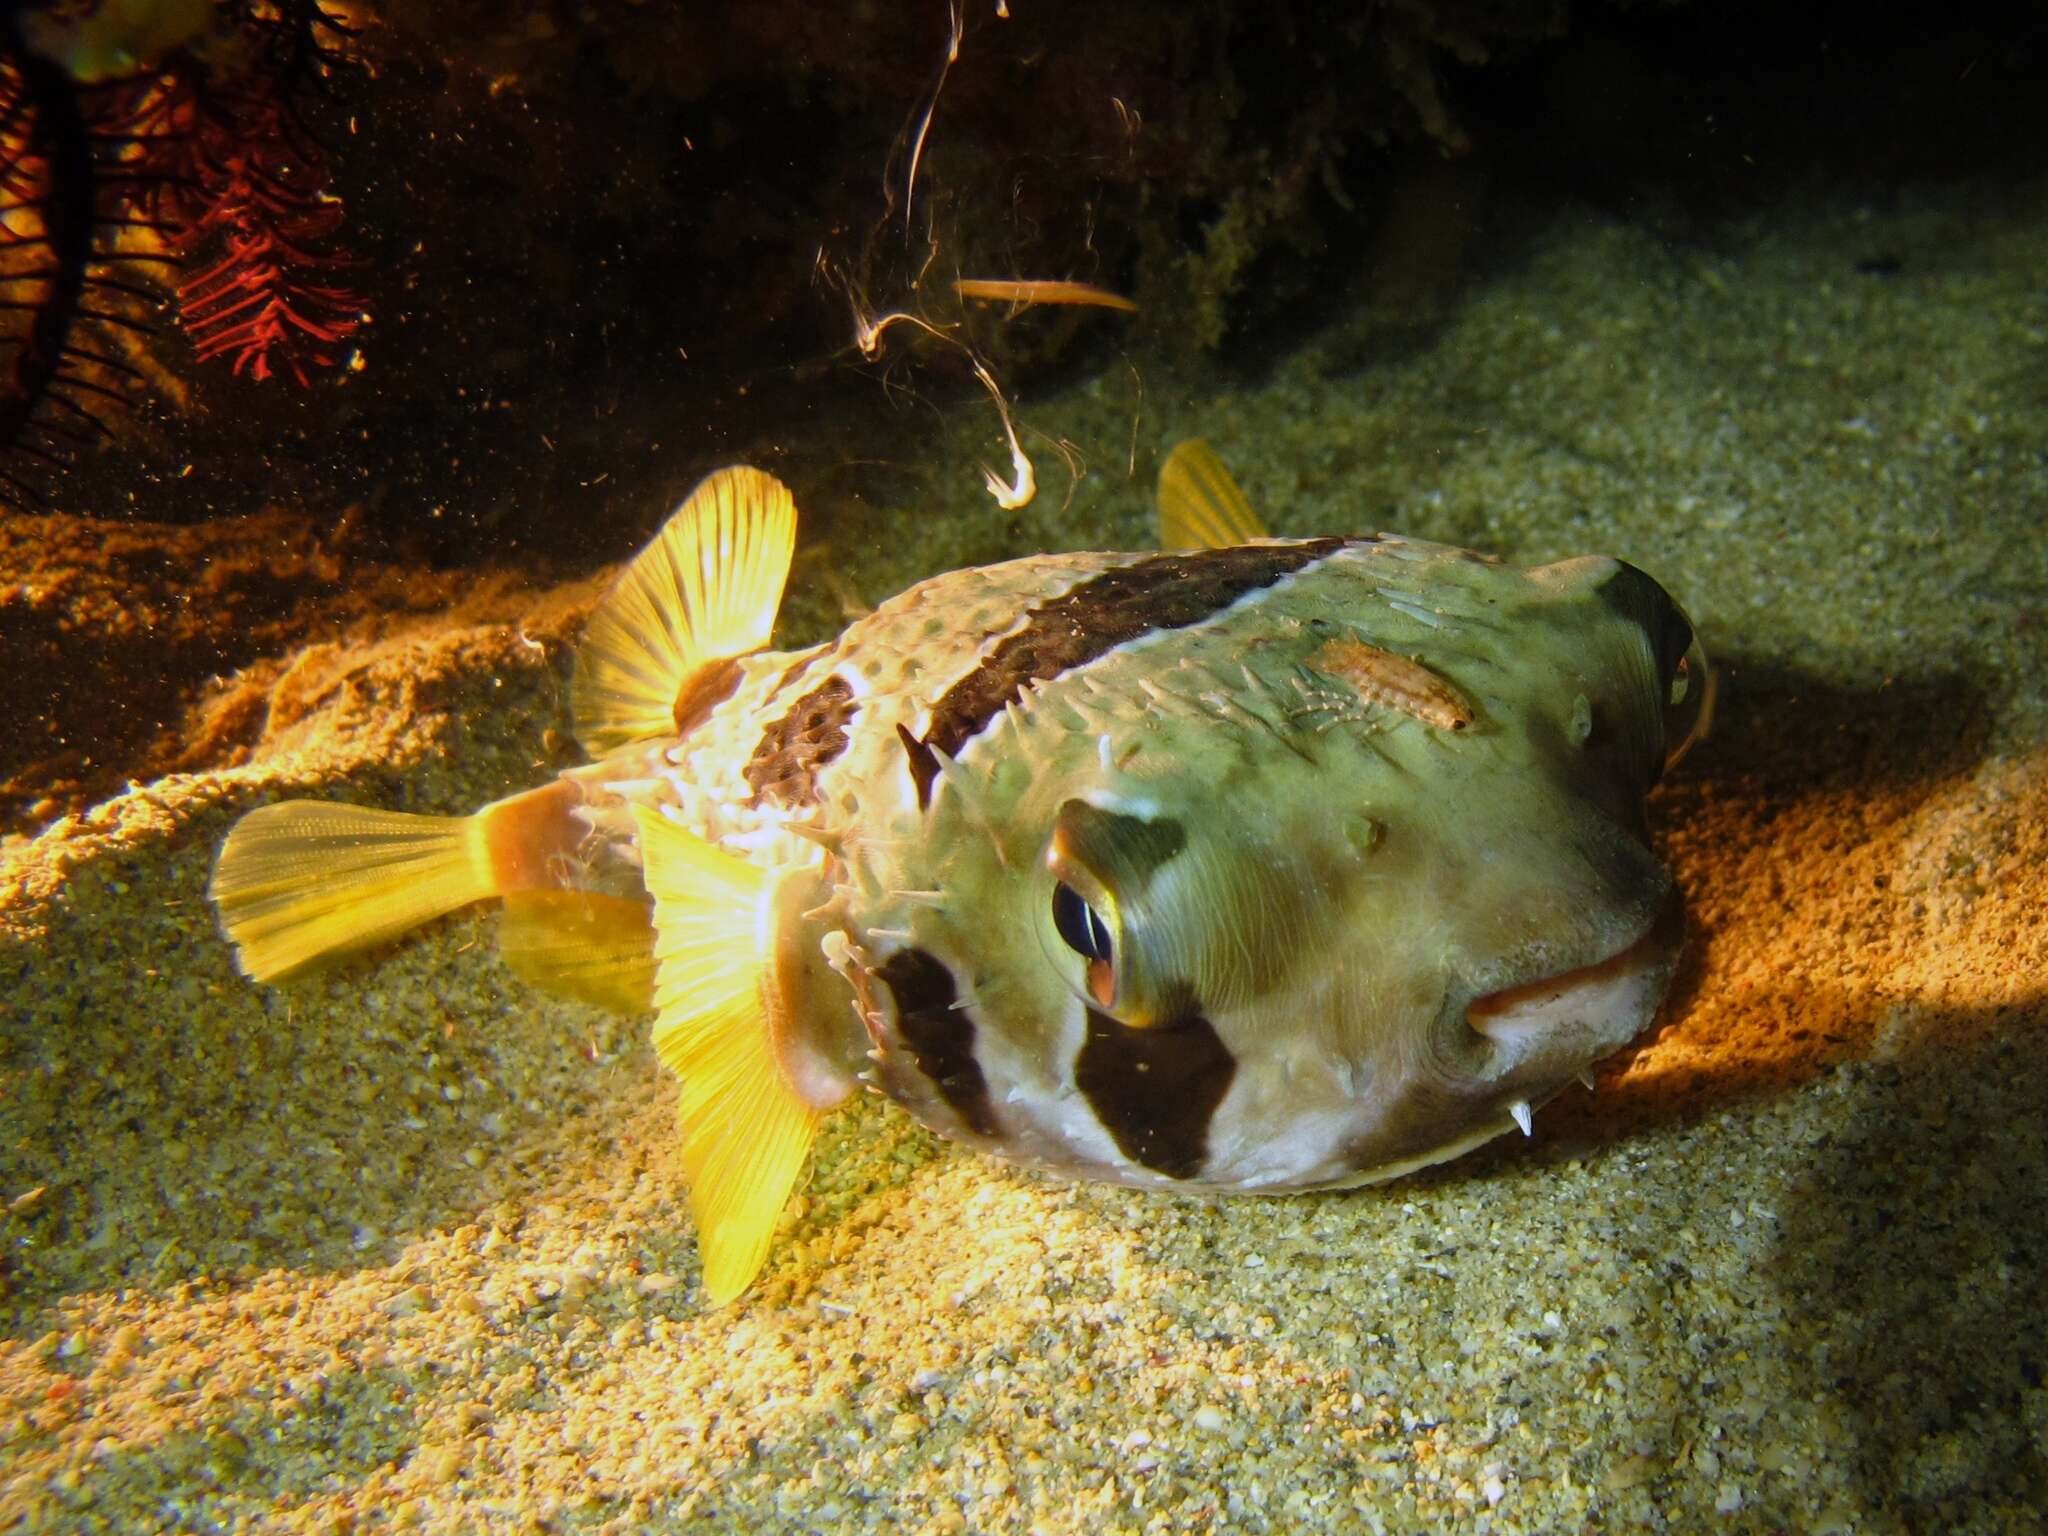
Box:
[633,806,819,1304]
[673,1005,820,1305]
[499,891,658,1014]
[1157,438,1269,550]
[572,466,799,757]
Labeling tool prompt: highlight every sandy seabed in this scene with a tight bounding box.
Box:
[4,182,2047,1533]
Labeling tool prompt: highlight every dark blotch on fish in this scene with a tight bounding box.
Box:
[876,948,1000,1138]
[1076,1004,1236,1179]
[904,540,1353,807]
[1595,561,1694,683]
[744,673,857,807]
[896,723,941,807]
[672,656,746,739]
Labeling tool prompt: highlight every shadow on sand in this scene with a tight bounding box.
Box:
[1770,1017,2048,1527]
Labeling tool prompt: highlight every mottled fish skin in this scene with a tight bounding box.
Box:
[558,532,1698,1194]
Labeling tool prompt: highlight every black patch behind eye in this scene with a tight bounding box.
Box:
[1076,1005,1236,1180]
[902,540,1354,807]
[744,673,857,808]
[875,948,999,1138]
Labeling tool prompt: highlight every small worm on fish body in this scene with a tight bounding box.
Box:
[1308,637,1475,732]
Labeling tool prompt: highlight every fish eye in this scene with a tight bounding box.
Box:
[1661,630,1717,772]
[1049,880,1119,1011]
[1052,882,1113,963]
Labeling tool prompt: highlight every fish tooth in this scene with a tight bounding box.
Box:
[1577,1071,1596,1091]
[1509,1100,1533,1137]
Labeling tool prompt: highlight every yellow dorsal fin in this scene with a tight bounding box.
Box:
[632,805,818,1304]
[572,466,798,758]
[211,802,498,982]
[1157,438,1269,549]
[499,891,658,1014]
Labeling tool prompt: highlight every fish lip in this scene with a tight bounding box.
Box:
[1462,883,1686,1062]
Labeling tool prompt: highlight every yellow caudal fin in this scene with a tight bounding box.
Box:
[1157,438,1270,549]
[632,805,818,1304]
[211,802,498,983]
[499,891,658,1014]
[572,466,798,758]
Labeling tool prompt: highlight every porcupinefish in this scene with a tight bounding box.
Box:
[210,440,1713,1303]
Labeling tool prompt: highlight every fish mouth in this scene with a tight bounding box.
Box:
[1463,887,1686,1067]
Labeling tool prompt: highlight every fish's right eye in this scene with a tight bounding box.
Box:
[1661,629,1717,773]
[1052,882,1113,963]
[1051,881,1118,1011]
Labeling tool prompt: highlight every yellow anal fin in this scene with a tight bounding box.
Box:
[211,801,497,983]
[573,466,798,758]
[633,805,818,1304]
[500,891,658,1014]
[1157,438,1270,550]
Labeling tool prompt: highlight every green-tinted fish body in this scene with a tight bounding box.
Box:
[570,533,1699,1191]
[212,448,1711,1298]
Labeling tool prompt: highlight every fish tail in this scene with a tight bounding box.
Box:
[211,795,534,983]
